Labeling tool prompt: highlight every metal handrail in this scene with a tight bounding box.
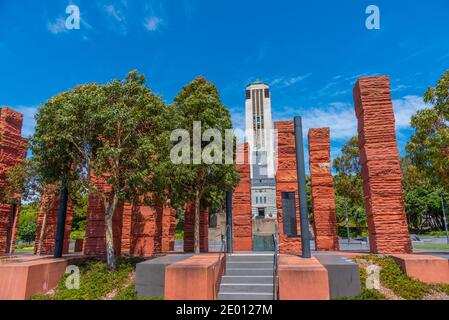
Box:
[272,222,280,300]
[213,226,228,300]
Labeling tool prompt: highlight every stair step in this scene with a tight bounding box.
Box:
[226,262,273,269]
[218,293,273,300]
[226,269,273,276]
[219,284,274,294]
[227,255,274,262]
[221,276,273,284]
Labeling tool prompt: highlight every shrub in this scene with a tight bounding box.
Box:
[356,255,431,300]
[30,257,145,300]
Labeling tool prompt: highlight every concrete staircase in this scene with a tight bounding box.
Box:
[218,253,275,300]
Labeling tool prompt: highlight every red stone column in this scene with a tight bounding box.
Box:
[34,190,74,255]
[308,128,340,251]
[130,203,162,256]
[232,143,253,251]
[120,203,133,255]
[184,204,209,253]
[84,176,125,256]
[353,76,412,254]
[162,205,176,252]
[0,107,28,254]
[275,121,302,255]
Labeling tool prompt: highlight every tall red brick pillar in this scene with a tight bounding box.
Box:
[308,128,340,251]
[0,107,28,254]
[232,143,253,251]
[34,189,74,255]
[84,176,125,256]
[120,203,133,255]
[275,121,302,255]
[353,76,412,254]
[162,205,176,252]
[130,203,163,257]
[85,175,169,257]
[184,204,208,253]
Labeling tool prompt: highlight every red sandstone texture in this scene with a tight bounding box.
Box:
[130,203,164,256]
[353,76,412,254]
[0,107,28,254]
[84,175,176,257]
[308,128,339,251]
[162,205,176,252]
[275,121,302,255]
[84,175,125,255]
[34,188,74,255]
[232,143,253,251]
[184,203,209,253]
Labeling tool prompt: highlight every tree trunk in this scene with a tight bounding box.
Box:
[104,195,119,270]
[36,205,48,256]
[194,190,201,254]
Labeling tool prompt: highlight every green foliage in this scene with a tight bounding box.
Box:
[406,70,449,188]
[70,230,86,241]
[167,77,239,252]
[414,244,449,250]
[337,226,368,238]
[357,255,431,300]
[336,266,386,300]
[333,136,366,234]
[17,202,39,243]
[168,77,239,208]
[30,71,170,270]
[72,194,88,233]
[404,184,448,231]
[402,151,448,232]
[14,244,35,253]
[333,136,361,176]
[30,258,146,300]
[113,285,163,300]
[342,266,386,300]
[175,230,184,240]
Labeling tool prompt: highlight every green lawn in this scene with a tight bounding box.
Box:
[14,245,35,253]
[414,244,449,250]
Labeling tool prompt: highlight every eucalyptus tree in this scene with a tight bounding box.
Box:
[31,71,170,269]
[168,77,239,254]
[406,70,449,189]
[88,71,169,269]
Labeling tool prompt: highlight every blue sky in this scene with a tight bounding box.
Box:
[1,0,448,161]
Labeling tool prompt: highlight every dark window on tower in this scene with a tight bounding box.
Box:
[246,90,251,100]
[264,88,270,98]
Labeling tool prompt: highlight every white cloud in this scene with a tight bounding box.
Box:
[10,105,38,138]
[270,74,312,88]
[392,95,428,129]
[47,18,67,34]
[144,16,163,31]
[103,3,128,35]
[273,95,427,142]
[104,4,125,22]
